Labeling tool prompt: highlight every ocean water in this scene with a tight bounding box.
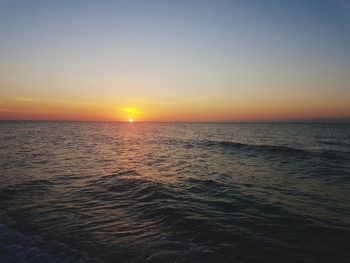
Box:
[0,122,349,263]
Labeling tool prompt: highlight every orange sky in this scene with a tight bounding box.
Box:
[0,95,349,122]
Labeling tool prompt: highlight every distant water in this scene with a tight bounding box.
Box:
[0,122,349,263]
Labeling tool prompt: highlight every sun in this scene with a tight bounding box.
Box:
[120,107,141,123]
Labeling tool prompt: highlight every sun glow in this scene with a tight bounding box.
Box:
[120,107,141,122]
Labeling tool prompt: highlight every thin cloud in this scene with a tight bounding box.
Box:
[120,107,143,115]
[157,97,209,105]
[124,96,210,105]
[59,100,102,107]
[12,97,33,102]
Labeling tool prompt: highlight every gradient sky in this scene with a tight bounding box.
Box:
[0,0,349,121]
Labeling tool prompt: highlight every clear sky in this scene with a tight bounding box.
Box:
[0,0,349,121]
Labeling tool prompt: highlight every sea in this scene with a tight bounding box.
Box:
[0,121,349,263]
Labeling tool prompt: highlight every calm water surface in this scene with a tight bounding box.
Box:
[0,122,349,262]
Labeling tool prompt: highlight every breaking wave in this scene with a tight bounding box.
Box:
[201,140,350,161]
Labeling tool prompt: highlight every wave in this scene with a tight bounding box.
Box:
[200,140,350,162]
[0,210,99,263]
[319,140,350,147]
[202,140,308,155]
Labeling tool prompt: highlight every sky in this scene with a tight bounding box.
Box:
[0,0,349,122]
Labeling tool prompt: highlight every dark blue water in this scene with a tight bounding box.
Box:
[0,122,349,262]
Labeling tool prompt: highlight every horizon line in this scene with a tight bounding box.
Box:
[0,118,349,123]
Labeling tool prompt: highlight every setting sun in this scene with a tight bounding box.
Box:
[119,107,142,122]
